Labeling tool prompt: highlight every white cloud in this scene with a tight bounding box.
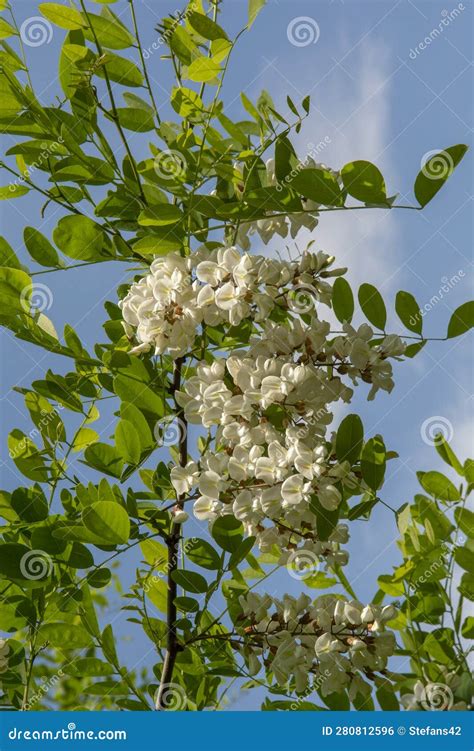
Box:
[291,40,402,289]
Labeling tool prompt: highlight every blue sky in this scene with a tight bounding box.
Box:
[0,0,472,710]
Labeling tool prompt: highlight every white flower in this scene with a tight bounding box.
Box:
[281,474,305,505]
[194,496,222,521]
[318,483,341,511]
[170,461,199,497]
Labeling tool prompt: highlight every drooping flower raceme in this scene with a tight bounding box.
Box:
[120,246,406,565]
[236,592,397,695]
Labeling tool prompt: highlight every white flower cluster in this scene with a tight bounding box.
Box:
[120,246,340,358]
[170,331,403,558]
[236,592,397,696]
[121,245,406,564]
[171,354,359,562]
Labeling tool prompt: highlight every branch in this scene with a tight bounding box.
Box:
[155,356,187,710]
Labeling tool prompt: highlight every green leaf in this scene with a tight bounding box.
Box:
[0,18,17,38]
[39,3,84,29]
[423,628,455,664]
[53,215,112,261]
[248,0,267,28]
[414,144,468,207]
[341,160,387,204]
[114,375,164,419]
[87,568,112,588]
[186,538,221,570]
[11,486,48,522]
[37,623,93,648]
[0,542,51,582]
[186,56,221,83]
[171,569,208,594]
[228,537,255,569]
[72,427,99,452]
[120,402,154,450]
[335,414,363,466]
[96,52,143,87]
[395,290,422,334]
[377,574,404,597]
[332,277,354,324]
[358,283,387,330]
[376,685,399,710]
[459,572,474,601]
[24,227,60,268]
[116,107,155,132]
[132,233,183,256]
[82,501,130,544]
[0,236,21,269]
[146,575,168,613]
[361,435,386,491]
[64,658,115,677]
[417,470,460,502]
[83,10,134,50]
[8,429,48,482]
[461,616,474,639]
[168,25,197,65]
[138,204,184,226]
[303,571,337,589]
[115,420,141,465]
[0,184,29,200]
[447,301,474,338]
[290,167,344,207]
[212,516,244,552]
[454,545,474,572]
[188,11,228,40]
[83,443,124,478]
[0,266,31,312]
[434,435,464,476]
[174,596,199,613]
[310,496,339,541]
[274,135,297,183]
[171,87,205,121]
[140,538,167,569]
[455,507,474,538]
